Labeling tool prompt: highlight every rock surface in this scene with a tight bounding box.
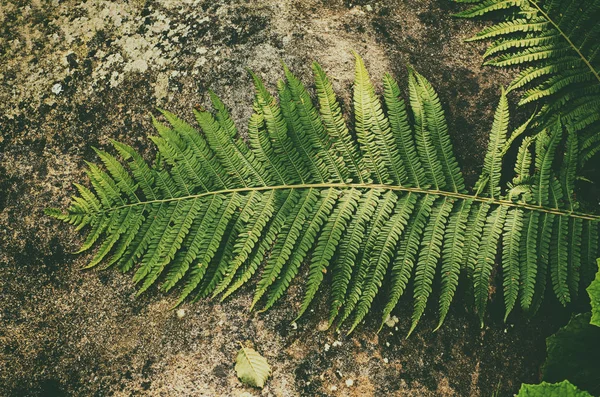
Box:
[0,0,570,396]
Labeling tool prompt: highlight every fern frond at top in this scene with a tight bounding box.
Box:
[47,53,600,335]
[456,0,600,164]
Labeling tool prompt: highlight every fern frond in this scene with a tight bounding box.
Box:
[475,89,509,198]
[221,190,300,302]
[463,203,492,275]
[475,205,508,326]
[297,188,360,320]
[159,110,232,190]
[328,188,382,325]
[566,217,583,300]
[454,0,526,18]
[383,74,428,188]
[349,192,417,333]
[408,68,446,190]
[177,194,241,305]
[212,190,276,298]
[161,197,219,292]
[380,194,436,328]
[530,211,554,314]
[49,54,600,335]
[520,210,540,310]
[200,191,259,297]
[534,125,562,206]
[260,188,338,312]
[283,64,348,182]
[312,62,365,182]
[467,19,549,41]
[251,188,320,309]
[502,208,523,321]
[250,73,307,184]
[338,190,398,327]
[512,136,535,187]
[581,220,599,290]
[278,81,328,183]
[411,69,465,193]
[435,199,473,331]
[353,52,405,184]
[458,0,600,166]
[409,197,454,336]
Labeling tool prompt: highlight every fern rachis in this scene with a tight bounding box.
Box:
[48,54,600,334]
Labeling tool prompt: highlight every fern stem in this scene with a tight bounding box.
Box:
[528,0,600,84]
[96,183,600,221]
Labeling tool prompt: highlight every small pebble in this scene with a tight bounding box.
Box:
[383,358,389,364]
[332,341,342,347]
[324,343,330,352]
[291,321,298,330]
[330,385,338,391]
[317,320,329,331]
[176,309,186,319]
[51,83,62,95]
[365,4,373,11]
[384,315,399,328]
[345,379,354,387]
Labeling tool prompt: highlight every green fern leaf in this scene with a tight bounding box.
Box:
[411,70,465,193]
[312,62,365,182]
[213,190,276,298]
[520,211,539,310]
[349,192,416,333]
[435,199,473,331]
[380,194,437,329]
[409,197,454,336]
[251,189,320,309]
[457,0,600,166]
[328,188,382,325]
[48,54,600,334]
[261,188,338,312]
[475,205,508,326]
[475,89,509,198]
[338,190,398,327]
[454,0,527,18]
[297,188,360,320]
[502,208,523,321]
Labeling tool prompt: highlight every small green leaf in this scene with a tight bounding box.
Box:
[517,380,592,397]
[587,260,600,327]
[235,344,271,388]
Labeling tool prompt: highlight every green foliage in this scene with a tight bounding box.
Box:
[455,0,600,164]
[516,380,592,397]
[47,54,600,334]
[514,265,600,396]
[235,344,271,388]
[588,261,600,326]
[541,312,600,395]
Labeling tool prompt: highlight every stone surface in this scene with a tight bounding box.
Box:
[0,0,570,396]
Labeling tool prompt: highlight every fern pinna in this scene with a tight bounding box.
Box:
[47,53,600,335]
[454,0,600,165]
